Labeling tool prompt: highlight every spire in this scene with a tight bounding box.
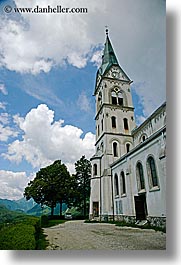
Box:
[98,29,119,75]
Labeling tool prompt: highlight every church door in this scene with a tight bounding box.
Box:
[134,194,147,220]
[93,202,99,217]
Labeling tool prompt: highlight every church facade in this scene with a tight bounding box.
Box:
[89,31,166,229]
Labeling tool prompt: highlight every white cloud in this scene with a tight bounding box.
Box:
[0,112,19,142]
[0,112,9,125]
[0,102,7,110]
[77,91,91,112]
[0,0,166,118]
[0,124,19,142]
[135,115,146,126]
[0,84,8,95]
[90,49,103,68]
[0,170,34,200]
[3,104,95,172]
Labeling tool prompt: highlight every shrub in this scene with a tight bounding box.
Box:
[0,224,36,250]
[0,216,42,250]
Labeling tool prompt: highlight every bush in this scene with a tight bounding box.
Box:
[0,223,36,250]
[0,216,42,250]
[41,215,49,227]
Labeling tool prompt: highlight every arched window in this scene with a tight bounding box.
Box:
[126,143,130,153]
[97,125,100,136]
[118,92,123,106]
[111,116,116,128]
[111,91,117,105]
[93,164,97,176]
[120,171,126,195]
[147,156,158,187]
[123,118,129,130]
[136,162,145,190]
[97,92,102,110]
[113,142,118,157]
[114,174,119,196]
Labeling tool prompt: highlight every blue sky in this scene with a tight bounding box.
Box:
[0,0,166,200]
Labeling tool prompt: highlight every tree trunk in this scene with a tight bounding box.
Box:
[51,206,54,216]
[59,199,63,216]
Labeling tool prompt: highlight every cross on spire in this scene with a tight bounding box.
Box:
[105,26,109,36]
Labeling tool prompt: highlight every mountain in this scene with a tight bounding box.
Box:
[0,198,35,213]
[0,205,25,224]
[0,198,67,216]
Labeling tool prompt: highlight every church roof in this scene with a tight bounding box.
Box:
[94,30,132,95]
[98,33,119,76]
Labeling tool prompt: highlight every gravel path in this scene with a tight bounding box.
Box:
[43,220,166,250]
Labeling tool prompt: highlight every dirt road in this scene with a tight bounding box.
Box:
[43,220,166,250]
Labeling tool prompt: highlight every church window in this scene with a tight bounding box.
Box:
[123,118,129,130]
[113,142,118,157]
[111,116,116,128]
[111,91,124,106]
[126,143,130,153]
[97,92,102,110]
[142,135,146,142]
[114,174,119,196]
[101,142,104,152]
[97,125,100,136]
[101,119,103,131]
[111,91,117,105]
[118,92,123,106]
[147,156,158,187]
[120,171,126,195]
[136,162,145,190]
[93,164,97,176]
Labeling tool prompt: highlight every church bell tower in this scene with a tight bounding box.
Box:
[89,29,136,220]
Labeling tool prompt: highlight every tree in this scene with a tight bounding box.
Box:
[74,156,91,217]
[24,160,72,216]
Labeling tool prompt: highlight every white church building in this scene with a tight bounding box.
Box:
[89,30,166,229]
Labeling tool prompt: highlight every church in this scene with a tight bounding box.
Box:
[89,30,166,229]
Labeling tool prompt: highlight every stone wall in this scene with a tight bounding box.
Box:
[147,216,166,229]
[89,214,166,230]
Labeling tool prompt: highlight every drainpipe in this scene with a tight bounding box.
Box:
[111,168,115,222]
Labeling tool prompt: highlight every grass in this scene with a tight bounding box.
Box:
[42,219,66,228]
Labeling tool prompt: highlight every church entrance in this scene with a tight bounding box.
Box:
[134,194,147,220]
[93,202,99,217]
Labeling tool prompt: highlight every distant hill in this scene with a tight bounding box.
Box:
[0,198,35,213]
[0,198,67,217]
[0,205,25,224]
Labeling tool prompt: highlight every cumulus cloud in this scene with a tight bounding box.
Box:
[0,0,101,74]
[0,170,34,200]
[3,104,95,172]
[0,0,166,120]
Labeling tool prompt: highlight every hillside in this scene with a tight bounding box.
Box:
[0,198,35,213]
[0,205,25,224]
[0,198,67,216]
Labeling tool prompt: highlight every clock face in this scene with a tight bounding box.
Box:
[111,71,120,79]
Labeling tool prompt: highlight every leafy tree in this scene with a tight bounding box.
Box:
[24,160,72,216]
[74,156,91,217]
